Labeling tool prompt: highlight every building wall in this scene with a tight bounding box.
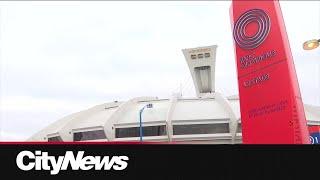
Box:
[28,94,320,144]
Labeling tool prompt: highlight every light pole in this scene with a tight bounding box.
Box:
[303,39,320,50]
[139,103,153,142]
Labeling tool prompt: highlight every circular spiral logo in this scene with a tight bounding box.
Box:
[233,9,271,50]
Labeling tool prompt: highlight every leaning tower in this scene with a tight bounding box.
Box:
[182,45,217,98]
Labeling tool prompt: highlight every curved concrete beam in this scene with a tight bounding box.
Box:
[215,92,239,144]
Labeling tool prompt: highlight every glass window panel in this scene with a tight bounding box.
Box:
[115,125,167,138]
[237,123,242,133]
[74,130,106,141]
[48,136,63,142]
[173,123,229,135]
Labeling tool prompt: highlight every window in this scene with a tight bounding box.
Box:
[195,66,210,71]
[237,123,242,133]
[48,136,63,142]
[205,53,210,58]
[74,130,107,141]
[197,53,204,58]
[115,125,166,138]
[173,123,229,135]
[191,54,197,59]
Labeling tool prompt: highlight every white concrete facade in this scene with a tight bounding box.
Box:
[28,95,320,143]
[28,45,320,143]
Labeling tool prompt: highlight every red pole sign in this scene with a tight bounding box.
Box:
[230,0,310,144]
[308,125,320,144]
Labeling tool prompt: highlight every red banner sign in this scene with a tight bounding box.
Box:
[309,125,320,144]
[230,0,310,144]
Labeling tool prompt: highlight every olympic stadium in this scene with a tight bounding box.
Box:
[28,45,320,144]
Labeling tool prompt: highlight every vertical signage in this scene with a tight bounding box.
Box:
[230,0,310,143]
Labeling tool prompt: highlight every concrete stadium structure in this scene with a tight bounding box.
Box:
[28,45,320,143]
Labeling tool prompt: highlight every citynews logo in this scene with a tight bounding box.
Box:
[16,151,129,175]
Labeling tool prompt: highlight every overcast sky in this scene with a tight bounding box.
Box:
[0,1,319,141]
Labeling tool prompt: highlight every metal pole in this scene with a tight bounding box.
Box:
[139,109,143,142]
[138,104,152,142]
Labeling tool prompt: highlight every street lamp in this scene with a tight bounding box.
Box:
[303,39,320,50]
[139,103,153,142]
[302,38,320,104]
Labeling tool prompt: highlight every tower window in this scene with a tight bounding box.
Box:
[205,53,210,58]
[191,54,197,59]
[197,53,204,58]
